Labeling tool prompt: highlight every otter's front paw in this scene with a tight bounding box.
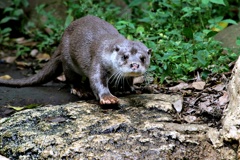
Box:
[100,95,119,104]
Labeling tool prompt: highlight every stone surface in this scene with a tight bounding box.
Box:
[213,23,240,159]
[0,94,237,159]
[221,56,240,159]
[214,22,240,52]
[0,155,9,160]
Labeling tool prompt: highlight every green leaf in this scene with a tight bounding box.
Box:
[222,19,237,25]
[64,14,74,28]
[149,65,158,72]
[21,0,29,7]
[3,7,14,13]
[236,37,240,46]
[163,63,167,70]
[138,17,151,23]
[13,0,21,7]
[146,40,157,49]
[210,0,225,5]
[136,26,145,34]
[201,0,210,5]
[201,71,211,79]
[13,9,24,17]
[196,51,207,65]
[0,17,16,24]
[129,23,135,29]
[1,27,12,34]
[127,35,133,40]
[214,16,224,22]
[147,36,160,41]
[129,0,146,7]
[182,28,193,39]
[206,31,218,38]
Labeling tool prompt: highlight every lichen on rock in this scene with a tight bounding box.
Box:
[0,94,237,159]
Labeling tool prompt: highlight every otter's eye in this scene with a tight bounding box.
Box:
[115,46,120,52]
[115,47,120,52]
[140,56,146,63]
[122,55,129,60]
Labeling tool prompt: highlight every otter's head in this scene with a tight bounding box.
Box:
[111,41,151,77]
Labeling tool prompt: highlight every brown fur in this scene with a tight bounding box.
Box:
[0,15,151,104]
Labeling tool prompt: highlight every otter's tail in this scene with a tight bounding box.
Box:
[0,49,63,87]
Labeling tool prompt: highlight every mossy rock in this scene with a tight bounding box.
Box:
[214,22,240,52]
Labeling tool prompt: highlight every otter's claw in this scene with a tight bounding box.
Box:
[100,95,119,104]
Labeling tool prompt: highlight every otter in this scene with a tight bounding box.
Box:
[0,15,151,104]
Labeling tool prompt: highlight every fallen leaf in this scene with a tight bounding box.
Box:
[219,91,229,106]
[15,37,37,46]
[0,75,12,80]
[15,37,25,44]
[192,81,205,90]
[7,104,39,112]
[57,74,66,82]
[36,53,51,61]
[15,61,32,67]
[169,82,189,91]
[212,83,225,91]
[0,51,5,57]
[186,108,196,114]
[199,100,213,113]
[24,41,38,47]
[184,115,197,123]
[3,56,16,64]
[196,71,202,81]
[173,99,183,113]
[30,49,39,57]
[7,106,25,111]
[187,96,201,106]
[45,28,53,34]
[133,76,144,84]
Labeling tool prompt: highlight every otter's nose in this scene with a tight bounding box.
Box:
[130,63,139,70]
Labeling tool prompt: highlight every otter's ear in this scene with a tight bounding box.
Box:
[148,49,152,55]
[113,45,120,52]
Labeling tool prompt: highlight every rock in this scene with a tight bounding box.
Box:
[214,22,240,51]
[0,94,237,159]
[214,25,240,159]
[222,57,240,144]
[0,155,9,160]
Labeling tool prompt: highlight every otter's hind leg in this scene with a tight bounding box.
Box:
[64,68,93,99]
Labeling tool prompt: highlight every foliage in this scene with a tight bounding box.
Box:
[0,0,240,83]
[0,0,28,24]
[0,0,28,46]
[118,0,239,82]
[28,4,65,52]
[0,27,12,46]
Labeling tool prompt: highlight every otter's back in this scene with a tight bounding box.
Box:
[67,15,119,37]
